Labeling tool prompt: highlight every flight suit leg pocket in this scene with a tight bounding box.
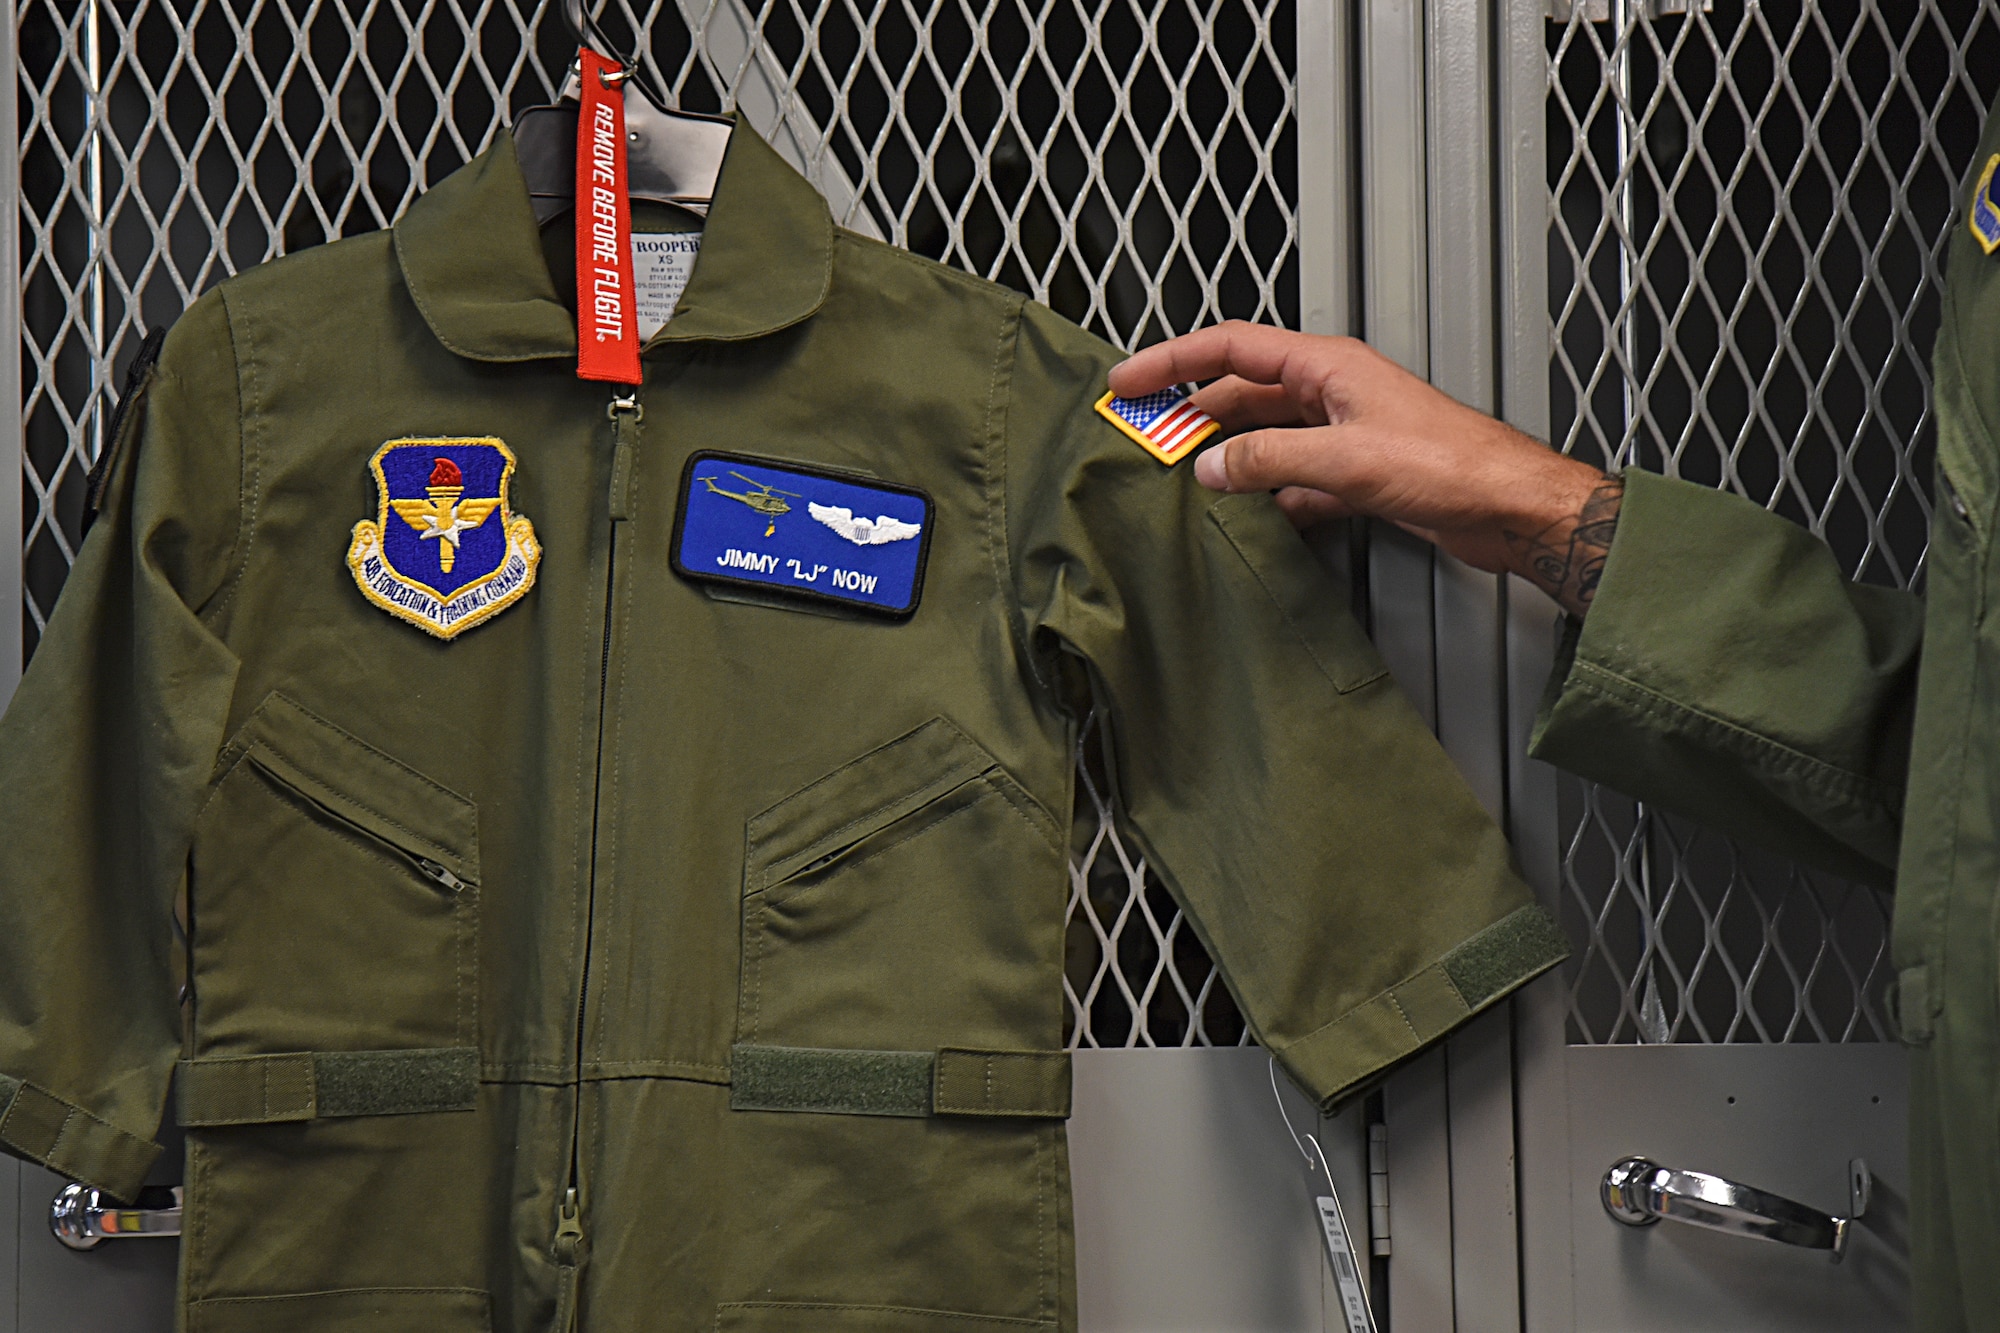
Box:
[728,720,1070,1325]
[183,694,489,1314]
[716,1302,1056,1332]
[737,716,1065,1055]
[190,691,480,1055]
[186,1286,492,1332]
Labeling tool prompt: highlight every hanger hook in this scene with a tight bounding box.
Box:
[563,0,633,66]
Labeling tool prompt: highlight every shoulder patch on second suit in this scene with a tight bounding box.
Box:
[1095,386,1220,466]
[671,451,932,618]
[1972,154,2000,255]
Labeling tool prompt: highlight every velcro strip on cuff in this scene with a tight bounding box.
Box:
[177,1047,479,1126]
[1440,904,1569,1009]
[730,1045,934,1117]
[1279,903,1571,1110]
[0,1079,68,1158]
[0,1074,162,1203]
[933,1048,1071,1118]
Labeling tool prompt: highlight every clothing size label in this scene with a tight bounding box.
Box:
[1314,1194,1376,1333]
[632,233,701,340]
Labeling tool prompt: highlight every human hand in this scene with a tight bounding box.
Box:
[1108,321,1621,617]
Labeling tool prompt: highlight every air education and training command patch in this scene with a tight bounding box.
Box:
[671,451,932,618]
[1096,386,1220,466]
[1973,154,2000,255]
[348,438,542,639]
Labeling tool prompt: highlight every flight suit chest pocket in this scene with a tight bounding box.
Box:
[190,692,479,1060]
[738,718,1066,1061]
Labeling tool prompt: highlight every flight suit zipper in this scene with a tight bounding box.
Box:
[554,390,644,1332]
[609,394,642,521]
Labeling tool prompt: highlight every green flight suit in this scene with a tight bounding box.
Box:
[0,119,1564,1332]
[1532,108,2000,1333]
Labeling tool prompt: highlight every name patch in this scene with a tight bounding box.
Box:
[671,451,932,617]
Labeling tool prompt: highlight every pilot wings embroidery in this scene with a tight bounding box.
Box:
[808,502,923,546]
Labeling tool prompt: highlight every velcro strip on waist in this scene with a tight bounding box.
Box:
[730,1044,1071,1119]
[932,1048,1072,1118]
[177,1047,479,1126]
[731,1045,934,1117]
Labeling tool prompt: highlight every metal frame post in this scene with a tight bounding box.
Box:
[1360,2,1459,1329]
[1428,3,1525,1328]
[1494,0,1574,1328]
[1297,0,1354,337]
[1359,0,1545,1324]
[2,0,21,704]
[2,1156,17,1333]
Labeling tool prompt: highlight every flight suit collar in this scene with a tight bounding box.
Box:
[394,116,834,361]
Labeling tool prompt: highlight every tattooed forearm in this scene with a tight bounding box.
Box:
[1503,474,1624,619]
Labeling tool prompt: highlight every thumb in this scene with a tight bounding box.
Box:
[1193,427,1335,495]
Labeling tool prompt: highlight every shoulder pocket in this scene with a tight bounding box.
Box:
[1206,493,1388,693]
[191,692,480,1059]
[84,324,170,528]
[739,718,1065,1057]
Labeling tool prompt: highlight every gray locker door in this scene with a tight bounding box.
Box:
[1502,0,1969,1327]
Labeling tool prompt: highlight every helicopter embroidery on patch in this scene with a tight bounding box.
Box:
[671,450,933,618]
[347,437,542,639]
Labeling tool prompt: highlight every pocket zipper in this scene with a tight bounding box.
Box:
[244,748,473,894]
[1942,471,1971,525]
[410,857,469,894]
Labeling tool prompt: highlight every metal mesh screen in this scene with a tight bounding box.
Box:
[1546,0,1999,1042]
[16,0,1296,1047]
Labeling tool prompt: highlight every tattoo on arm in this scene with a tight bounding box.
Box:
[1503,475,1624,619]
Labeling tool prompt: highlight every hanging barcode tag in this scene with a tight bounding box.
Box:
[575,46,642,384]
[1314,1190,1376,1333]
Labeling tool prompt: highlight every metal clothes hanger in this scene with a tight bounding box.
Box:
[512,0,733,223]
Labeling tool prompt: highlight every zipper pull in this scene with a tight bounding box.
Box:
[553,1184,585,1330]
[608,395,642,521]
[555,1185,584,1262]
[413,857,467,894]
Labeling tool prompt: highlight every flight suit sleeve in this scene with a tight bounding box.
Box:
[0,289,244,1200]
[1002,302,1565,1109]
[1530,468,1922,889]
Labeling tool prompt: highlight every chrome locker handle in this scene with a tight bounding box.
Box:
[49,1182,183,1251]
[1601,1156,1868,1259]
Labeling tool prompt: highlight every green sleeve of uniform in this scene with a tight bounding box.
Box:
[1530,467,1921,889]
[1003,302,1564,1108]
[0,289,244,1200]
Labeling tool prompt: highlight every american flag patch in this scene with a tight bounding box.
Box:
[1094,387,1220,465]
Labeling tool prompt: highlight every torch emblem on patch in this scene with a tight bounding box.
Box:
[347,437,541,639]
